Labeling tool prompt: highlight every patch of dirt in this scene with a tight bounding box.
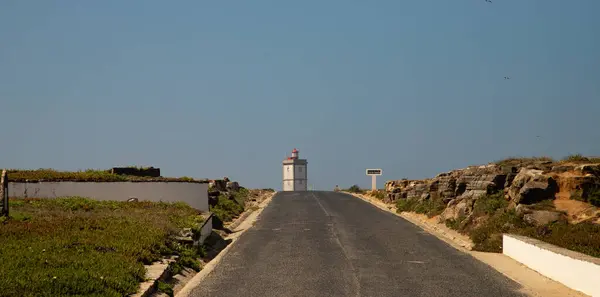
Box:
[555,200,599,223]
[553,171,600,223]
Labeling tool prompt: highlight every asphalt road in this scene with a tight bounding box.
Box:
[189,191,527,297]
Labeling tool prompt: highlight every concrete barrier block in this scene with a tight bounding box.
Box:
[503,234,600,297]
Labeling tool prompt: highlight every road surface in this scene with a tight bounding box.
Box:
[190,191,526,297]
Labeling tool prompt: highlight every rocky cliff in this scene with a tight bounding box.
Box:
[385,158,600,226]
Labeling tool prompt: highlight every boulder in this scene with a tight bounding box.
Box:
[523,210,562,226]
[508,168,557,204]
[210,180,227,191]
[576,164,600,177]
[227,181,240,191]
[454,165,507,198]
[440,198,471,221]
[504,172,518,189]
[551,164,576,173]
[515,178,557,204]
[404,181,430,200]
[515,204,531,216]
[435,174,458,201]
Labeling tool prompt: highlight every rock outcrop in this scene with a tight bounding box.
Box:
[385,159,600,224]
[208,179,243,208]
[523,210,563,226]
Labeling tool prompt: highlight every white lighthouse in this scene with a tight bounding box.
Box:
[282,148,308,191]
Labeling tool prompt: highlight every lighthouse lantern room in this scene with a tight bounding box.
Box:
[282,148,308,191]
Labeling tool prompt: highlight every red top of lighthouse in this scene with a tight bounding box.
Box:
[291,148,299,160]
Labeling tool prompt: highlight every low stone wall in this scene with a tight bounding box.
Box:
[503,234,600,297]
[110,167,161,177]
[9,181,209,212]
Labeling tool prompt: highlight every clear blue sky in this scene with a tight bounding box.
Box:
[1,1,599,190]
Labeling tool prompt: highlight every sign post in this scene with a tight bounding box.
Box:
[366,169,383,191]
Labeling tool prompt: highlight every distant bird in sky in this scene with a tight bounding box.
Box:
[504,76,510,80]
[485,0,492,3]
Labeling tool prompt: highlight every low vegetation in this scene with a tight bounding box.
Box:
[561,153,600,164]
[368,190,386,200]
[494,154,600,167]
[494,156,555,167]
[0,197,206,297]
[5,169,206,183]
[209,188,250,222]
[572,186,600,207]
[345,185,364,194]
[442,193,600,257]
[396,197,446,218]
[157,281,174,297]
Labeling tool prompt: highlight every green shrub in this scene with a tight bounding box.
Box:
[396,198,419,213]
[589,157,600,163]
[572,187,600,207]
[396,198,446,218]
[562,154,590,163]
[473,192,508,216]
[157,281,174,297]
[232,188,250,206]
[425,198,447,218]
[587,187,600,207]
[518,221,600,258]
[445,215,467,231]
[369,190,386,200]
[210,195,244,222]
[469,210,529,252]
[346,185,363,193]
[466,208,600,257]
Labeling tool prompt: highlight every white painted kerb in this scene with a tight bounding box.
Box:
[503,234,600,297]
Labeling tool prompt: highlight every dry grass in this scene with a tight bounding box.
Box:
[494,156,555,167]
[560,154,600,164]
[367,190,386,200]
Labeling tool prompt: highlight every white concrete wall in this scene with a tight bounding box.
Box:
[197,215,213,245]
[9,182,209,212]
[503,234,600,297]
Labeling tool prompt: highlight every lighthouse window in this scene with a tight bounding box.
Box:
[287,167,289,172]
